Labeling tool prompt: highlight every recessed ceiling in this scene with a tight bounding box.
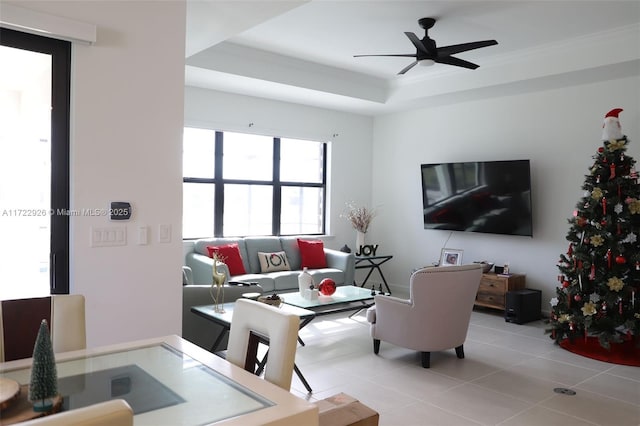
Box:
[185,1,640,115]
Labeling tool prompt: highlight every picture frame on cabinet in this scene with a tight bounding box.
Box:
[440,248,463,266]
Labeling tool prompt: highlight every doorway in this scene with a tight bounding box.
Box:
[0,28,70,299]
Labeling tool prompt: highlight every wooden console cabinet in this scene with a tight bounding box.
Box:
[475,273,526,311]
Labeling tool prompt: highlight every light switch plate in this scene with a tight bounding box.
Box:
[158,224,171,243]
[138,226,148,245]
[91,226,126,247]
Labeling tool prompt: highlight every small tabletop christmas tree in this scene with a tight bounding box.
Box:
[29,319,58,412]
[549,108,640,349]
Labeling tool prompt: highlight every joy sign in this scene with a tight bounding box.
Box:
[356,244,379,257]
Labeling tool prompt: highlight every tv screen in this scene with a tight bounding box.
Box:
[421,160,533,236]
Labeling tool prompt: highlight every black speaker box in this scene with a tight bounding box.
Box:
[505,289,541,324]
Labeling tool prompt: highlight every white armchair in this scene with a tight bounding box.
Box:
[366,264,482,368]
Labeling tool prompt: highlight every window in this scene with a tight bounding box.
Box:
[182,129,326,238]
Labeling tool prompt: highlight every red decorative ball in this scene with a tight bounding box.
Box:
[601,219,607,226]
[318,278,336,295]
[598,147,604,153]
[562,281,571,288]
[615,255,626,264]
[574,294,582,302]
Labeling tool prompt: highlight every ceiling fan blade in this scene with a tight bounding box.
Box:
[436,40,498,57]
[404,32,429,54]
[436,56,479,70]
[354,54,417,58]
[398,60,419,75]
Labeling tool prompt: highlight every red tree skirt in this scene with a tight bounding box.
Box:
[560,336,640,366]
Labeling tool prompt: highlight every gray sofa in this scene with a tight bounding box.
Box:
[185,236,355,292]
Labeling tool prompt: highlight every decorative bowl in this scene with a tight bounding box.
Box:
[258,295,283,307]
[474,261,495,273]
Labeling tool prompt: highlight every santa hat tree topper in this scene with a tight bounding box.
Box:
[602,108,624,141]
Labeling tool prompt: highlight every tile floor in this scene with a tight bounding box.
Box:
[287,298,640,426]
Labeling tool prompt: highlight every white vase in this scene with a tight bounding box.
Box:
[356,231,366,254]
[298,267,313,293]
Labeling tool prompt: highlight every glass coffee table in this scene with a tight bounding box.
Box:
[283,285,375,317]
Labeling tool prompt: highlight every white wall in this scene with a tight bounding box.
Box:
[12,1,187,347]
[184,87,374,250]
[372,75,640,313]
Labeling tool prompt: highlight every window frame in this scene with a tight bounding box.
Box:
[183,130,327,238]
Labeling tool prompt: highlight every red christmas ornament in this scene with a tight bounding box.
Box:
[602,197,607,215]
[562,281,571,288]
[601,219,607,226]
[589,264,596,280]
[567,244,573,256]
[606,249,612,268]
[616,255,626,264]
[610,163,616,179]
[318,278,336,296]
[574,294,582,302]
[598,147,604,153]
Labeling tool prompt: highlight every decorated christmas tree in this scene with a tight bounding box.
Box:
[549,109,640,350]
[29,319,58,412]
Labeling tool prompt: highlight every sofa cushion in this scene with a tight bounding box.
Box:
[269,271,302,292]
[280,236,303,270]
[258,251,291,273]
[207,243,247,276]
[245,237,283,274]
[308,269,345,287]
[298,239,328,269]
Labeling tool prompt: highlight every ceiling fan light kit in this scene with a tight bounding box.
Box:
[354,17,498,75]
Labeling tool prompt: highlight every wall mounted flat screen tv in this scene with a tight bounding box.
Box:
[421,160,533,236]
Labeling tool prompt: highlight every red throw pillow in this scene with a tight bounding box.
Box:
[206,243,246,276]
[297,239,327,269]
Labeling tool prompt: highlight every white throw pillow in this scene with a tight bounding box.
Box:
[258,251,291,273]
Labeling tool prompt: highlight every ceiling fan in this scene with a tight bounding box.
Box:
[354,17,498,75]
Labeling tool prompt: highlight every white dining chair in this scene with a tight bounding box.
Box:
[19,399,133,426]
[0,294,86,362]
[226,298,299,390]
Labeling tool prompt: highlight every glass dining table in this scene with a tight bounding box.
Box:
[0,335,318,425]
